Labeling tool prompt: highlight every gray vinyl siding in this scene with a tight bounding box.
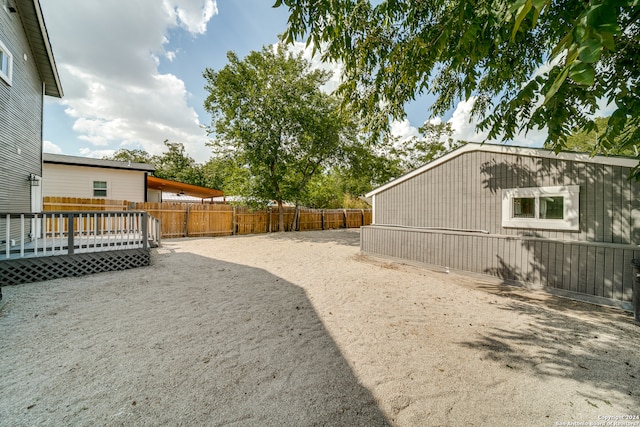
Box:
[363,150,640,309]
[1,6,44,214]
[1,6,46,249]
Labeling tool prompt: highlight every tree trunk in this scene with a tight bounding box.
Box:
[277,200,285,232]
[291,205,300,231]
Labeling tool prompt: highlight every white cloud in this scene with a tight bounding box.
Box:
[165,0,218,34]
[447,97,489,143]
[446,97,547,147]
[389,119,420,145]
[595,98,617,117]
[78,147,117,159]
[41,1,218,163]
[43,140,63,154]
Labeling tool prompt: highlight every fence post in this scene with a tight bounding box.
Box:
[321,209,325,230]
[232,206,237,235]
[184,204,190,237]
[67,213,75,254]
[267,207,271,233]
[343,209,347,229]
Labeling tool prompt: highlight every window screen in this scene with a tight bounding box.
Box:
[93,181,107,197]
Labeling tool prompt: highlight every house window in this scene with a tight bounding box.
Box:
[502,185,579,231]
[93,181,108,197]
[0,39,13,85]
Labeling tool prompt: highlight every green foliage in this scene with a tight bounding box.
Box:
[276,0,640,177]
[302,122,464,208]
[551,116,638,156]
[200,155,245,197]
[103,142,215,189]
[390,122,466,172]
[151,141,206,186]
[203,44,363,227]
[106,149,154,164]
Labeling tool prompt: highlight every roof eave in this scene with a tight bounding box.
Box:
[43,153,156,172]
[16,0,63,98]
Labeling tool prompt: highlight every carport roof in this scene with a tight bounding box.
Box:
[147,176,224,199]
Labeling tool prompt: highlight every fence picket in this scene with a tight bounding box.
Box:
[43,197,372,239]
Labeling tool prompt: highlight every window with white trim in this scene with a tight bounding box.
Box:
[0,39,13,85]
[93,181,108,197]
[502,185,579,231]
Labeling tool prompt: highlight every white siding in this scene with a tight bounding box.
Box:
[43,163,147,202]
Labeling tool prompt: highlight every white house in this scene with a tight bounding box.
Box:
[43,153,155,202]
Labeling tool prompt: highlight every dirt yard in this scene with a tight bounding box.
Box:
[1,229,639,426]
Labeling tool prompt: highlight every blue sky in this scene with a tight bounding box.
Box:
[40,0,547,164]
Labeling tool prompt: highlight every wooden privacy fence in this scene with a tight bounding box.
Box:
[44,197,372,239]
[44,196,129,211]
[136,203,372,238]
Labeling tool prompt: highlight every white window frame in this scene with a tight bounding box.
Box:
[93,180,108,198]
[0,38,13,85]
[502,185,580,231]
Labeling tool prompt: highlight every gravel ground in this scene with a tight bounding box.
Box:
[1,229,639,426]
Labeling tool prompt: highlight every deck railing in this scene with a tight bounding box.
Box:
[0,211,161,260]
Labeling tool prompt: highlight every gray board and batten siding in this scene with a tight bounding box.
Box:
[361,143,640,311]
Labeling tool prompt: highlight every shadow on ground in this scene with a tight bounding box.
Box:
[265,229,361,247]
[458,280,640,405]
[472,280,635,320]
[0,250,389,426]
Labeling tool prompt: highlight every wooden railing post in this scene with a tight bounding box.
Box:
[67,213,75,254]
[142,212,149,249]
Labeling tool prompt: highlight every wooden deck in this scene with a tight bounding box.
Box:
[0,211,160,286]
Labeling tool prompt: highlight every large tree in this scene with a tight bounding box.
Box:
[302,123,465,208]
[275,0,640,176]
[152,141,205,186]
[203,44,360,231]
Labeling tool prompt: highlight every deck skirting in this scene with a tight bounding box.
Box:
[0,248,150,286]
